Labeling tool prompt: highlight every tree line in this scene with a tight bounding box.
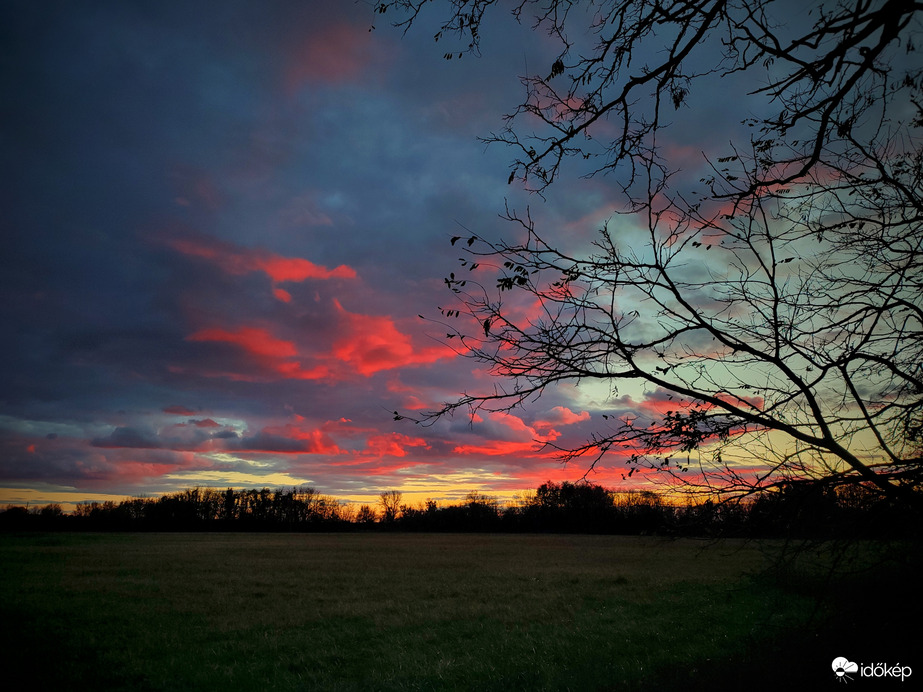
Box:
[1,480,916,539]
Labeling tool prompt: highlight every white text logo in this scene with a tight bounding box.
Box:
[832,657,912,683]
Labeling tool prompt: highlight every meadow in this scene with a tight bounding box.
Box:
[0,532,912,690]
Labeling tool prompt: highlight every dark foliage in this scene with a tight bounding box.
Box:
[2,480,917,538]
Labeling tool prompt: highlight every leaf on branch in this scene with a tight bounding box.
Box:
[548,58,565,79]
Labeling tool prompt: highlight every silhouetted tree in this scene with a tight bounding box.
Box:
[382,0,923,513]
[356,504,378,524]
[9,483,916,536]
[223,487,237,522]
[459,491,502,530]
[0,504,31,529]
[611,490,672,534]
[379,490,404,523]
[524,481,616,532]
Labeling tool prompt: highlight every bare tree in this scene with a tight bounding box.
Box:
[379,490,404,523]
[380,0,923,507]
[355,504,379,524]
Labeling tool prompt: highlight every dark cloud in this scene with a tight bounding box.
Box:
[163,405,197,416]
[0,0,646,505]
[91,427,162,450]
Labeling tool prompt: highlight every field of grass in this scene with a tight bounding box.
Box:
[0,532,914,690]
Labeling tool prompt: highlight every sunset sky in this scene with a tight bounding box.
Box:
[2,0,774,509]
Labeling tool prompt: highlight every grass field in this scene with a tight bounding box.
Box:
[0,532,914,690]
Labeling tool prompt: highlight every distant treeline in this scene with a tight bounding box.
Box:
[2,480,918,538]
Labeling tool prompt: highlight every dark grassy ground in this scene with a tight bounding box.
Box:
[0,532,916,690]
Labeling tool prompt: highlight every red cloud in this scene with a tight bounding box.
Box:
[186,326,328,382]
[452,412,560,457]
[272,361,329,380]
[255,255,355,283]
[332,300,456,375]
[235,419,430,459]
[617,388,763,418]
[714,392,764,411]
[248,423,343,455]
[611,389,698,418]
[452,439,549,457]
[385,379,438,411]
[163,405,196,415]
[190,419,220,428]
[182,301,457,384]
[188,327,297,359]
[184,306,455,383]
[364,433,429,458]
[505,463,638,489]
[541,406,591,426]
[165,234,356,301]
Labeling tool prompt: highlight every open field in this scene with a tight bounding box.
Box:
[0,532,916,690]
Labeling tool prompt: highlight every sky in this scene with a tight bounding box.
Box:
[0,0,767,510]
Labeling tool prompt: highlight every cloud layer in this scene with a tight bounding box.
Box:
[1,0,689,507]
